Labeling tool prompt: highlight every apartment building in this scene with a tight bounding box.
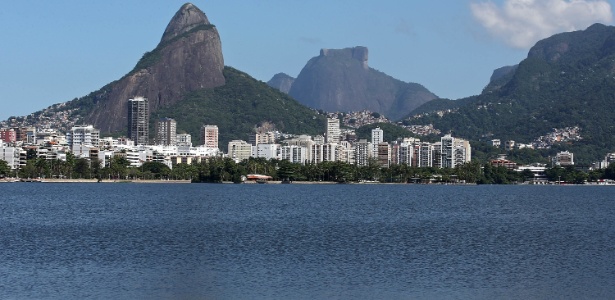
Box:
[128,97,149,145]
[156,118,177,146]
[201,125,219,148]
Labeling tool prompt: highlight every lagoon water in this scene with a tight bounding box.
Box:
[1,183,614,299]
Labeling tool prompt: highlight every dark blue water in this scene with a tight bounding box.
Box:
[1,183,614,299]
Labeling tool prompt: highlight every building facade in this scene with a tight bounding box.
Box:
[440,134,471,169]
[228,140,252,163]
[255,144,279,160]
[377,142,391,168]
[201,125,219,148]
[354,139,371,167]
[371,127,383,157]
[554,151,574,166]
[281,145,307,164]
[0,129,16,143]
[128,97,149,145]
[176,133,192,147]
[0,143,20,169]
[325,118,341,144]
[156,118,177,146]
[67,125,100,148]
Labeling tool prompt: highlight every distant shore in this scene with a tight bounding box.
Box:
[0,178,192,184]
[4,178,609,185]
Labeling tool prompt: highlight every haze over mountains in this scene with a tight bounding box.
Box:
[267,46,438,121]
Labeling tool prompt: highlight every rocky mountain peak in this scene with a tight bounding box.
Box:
[267,73,295,94]
[161,3,211,43]
[289,46,436,120]
[79,2,225,133]
[320,46,369,69]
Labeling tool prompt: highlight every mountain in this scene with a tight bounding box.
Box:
[74,3,225,133]
[274,46,437,121]
[267,73,295,94]
[21,3,324,147]
[406,23,615,163]
[483,65,519,93]
[153,67,324,150]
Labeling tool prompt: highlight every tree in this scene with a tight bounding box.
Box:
[74,158,91,179]
[142,161,171,179]
[455,161,483,183]
[276,160,295,182]
[603,163,615,180]
[0,160,10,177]
[109,156,130,179]
[91,158,102,180]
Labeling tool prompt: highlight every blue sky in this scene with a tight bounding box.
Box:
[1,0,613,120]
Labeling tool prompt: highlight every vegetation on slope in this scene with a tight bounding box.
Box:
[405,24,615,164]
[153,67,326,150]
[355,123,426,143]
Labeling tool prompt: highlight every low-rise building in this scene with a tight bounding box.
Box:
[67,125,100,149]
[554,151,574,166]
[0,128,17,143]
[255,144,279,160]
[281,145,307,164]
[228,140,253,163]
[0,142,20,169]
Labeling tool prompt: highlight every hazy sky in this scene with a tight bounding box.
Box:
[1,0,613,120]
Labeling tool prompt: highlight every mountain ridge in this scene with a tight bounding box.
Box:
[406,23,615,163]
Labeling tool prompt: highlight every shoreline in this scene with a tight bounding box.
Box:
[13,178,192,184]
[2,178,613,185]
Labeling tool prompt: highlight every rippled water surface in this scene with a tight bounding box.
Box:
[1,183,614,299]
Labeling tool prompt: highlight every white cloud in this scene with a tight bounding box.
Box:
[471,0,613,48]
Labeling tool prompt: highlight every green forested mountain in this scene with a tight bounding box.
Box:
[406,23,615,163]
[153,67,325,151]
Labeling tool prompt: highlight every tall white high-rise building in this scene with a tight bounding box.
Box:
[371,127,383,157]
[128,97,149,145]
[440,134,471,168]
[354,139,371,166]
[325,118,341,144]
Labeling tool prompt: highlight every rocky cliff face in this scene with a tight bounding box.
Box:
[287,46,437,120]
[85,3,225,133]
[266,73,295,94]
[483,64,518,93]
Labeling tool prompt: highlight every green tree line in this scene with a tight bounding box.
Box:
[6,155,615,184]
